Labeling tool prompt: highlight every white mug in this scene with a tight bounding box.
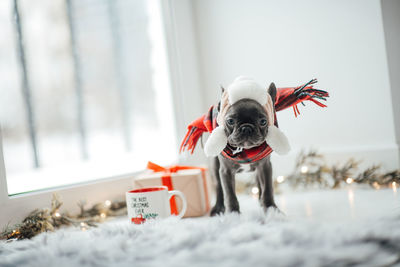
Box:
[125,186,187,224]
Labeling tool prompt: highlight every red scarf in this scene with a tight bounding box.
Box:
[180,79,328,164]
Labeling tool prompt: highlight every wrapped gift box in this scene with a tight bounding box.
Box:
[133,163,212,218]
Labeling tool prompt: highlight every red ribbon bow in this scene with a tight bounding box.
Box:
[147,161,205,174]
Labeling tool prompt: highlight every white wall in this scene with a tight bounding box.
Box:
[190,0,399,175]
[382,0,400,162]
[162,0,207,165]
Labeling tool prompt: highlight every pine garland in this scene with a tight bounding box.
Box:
[280,150,399,191]
[238,150,400,194]
[1,194,126,241]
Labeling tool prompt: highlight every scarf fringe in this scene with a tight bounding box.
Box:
[179,126,204,154]
[291,78,329,117]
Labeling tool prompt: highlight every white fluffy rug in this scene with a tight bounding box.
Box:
[1,190,400,267]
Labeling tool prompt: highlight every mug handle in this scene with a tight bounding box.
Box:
[168,190,187,219]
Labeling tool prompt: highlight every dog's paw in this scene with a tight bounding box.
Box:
[264,205,286,217]
[210,205,225,216]
[228,201,240,214]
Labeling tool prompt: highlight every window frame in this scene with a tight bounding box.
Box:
[0,0,204,228]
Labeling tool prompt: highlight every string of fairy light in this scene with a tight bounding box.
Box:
[1,195,126,240]
[78,199,112,231]
[246,150,399,197]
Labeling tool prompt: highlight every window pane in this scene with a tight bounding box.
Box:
[0,0,177,195]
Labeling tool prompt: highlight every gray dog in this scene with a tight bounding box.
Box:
[180,77,327,216]
[210,83,278,215]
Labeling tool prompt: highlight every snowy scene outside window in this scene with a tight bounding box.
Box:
[0,0,176,195]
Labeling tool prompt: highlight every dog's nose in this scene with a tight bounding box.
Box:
[240,125,253,135]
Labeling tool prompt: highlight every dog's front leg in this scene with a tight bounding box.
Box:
[210,156,226,216]
[256,158,277,211]
[218,156,240,213]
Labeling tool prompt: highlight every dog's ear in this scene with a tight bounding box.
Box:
[268,82,277,104]
[217,86,225,111]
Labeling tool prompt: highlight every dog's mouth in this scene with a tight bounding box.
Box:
[227,135,265,149]
[226,123,267,150]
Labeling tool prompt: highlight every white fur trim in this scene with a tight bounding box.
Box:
[204,126,228,157]
[227,77,267,106]
[233,76,253,83]
[266,125,291,155]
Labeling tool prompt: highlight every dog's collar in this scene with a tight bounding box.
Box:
[231,146,244,155]
[221,142,273,164]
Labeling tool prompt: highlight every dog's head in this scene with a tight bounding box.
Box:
[222,83,276,149]
[204,77,289,157]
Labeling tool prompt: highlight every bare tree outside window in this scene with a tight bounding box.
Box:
[0,0,176,195]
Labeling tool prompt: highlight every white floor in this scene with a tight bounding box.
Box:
[1,187,399,267]
[273,186,399,223]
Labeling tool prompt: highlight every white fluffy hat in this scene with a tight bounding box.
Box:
[204,76,290,157]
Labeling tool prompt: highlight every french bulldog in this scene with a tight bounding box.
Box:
[210,83,278,215]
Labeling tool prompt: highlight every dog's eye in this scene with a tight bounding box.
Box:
[259,118,267,126]
[226,118,235,126]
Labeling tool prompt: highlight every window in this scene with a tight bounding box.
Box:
[0,0,202,229]
[0,0,177,195]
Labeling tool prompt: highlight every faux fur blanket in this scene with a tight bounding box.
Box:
[1,190,399,267]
